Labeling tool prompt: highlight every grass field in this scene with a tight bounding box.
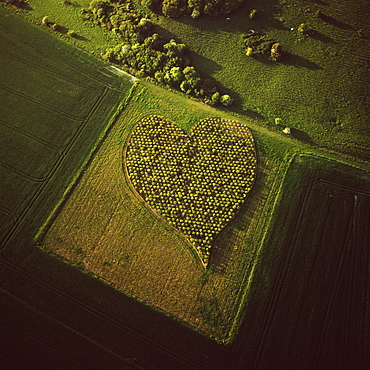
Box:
[151,0,370,162]
[0,7,133,253]
[10,0,370,162]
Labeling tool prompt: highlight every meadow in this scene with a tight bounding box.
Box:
[9,0,370,164]
[155,0,370,162]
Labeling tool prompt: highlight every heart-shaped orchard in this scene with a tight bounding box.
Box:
[125,116,257,265]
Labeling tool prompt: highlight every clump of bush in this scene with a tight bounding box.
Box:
[85,0,229,105]
[242,31,284,61]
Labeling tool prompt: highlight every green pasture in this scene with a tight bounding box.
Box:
[16,0,121,57]
[0,7,133,252]
[154,0,370,162]
[16,0,370,163]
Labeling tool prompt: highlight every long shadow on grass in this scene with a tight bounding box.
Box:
[308,30,337,44]
[217,84,266,122]
[153,24,223,75]
[283,53,323,70]
[175,0,288,34]
[311,0,328,5]
[320,14,355,31]
[291,128,315,146]
[74,34,90,41]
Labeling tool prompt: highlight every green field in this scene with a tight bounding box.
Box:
[155,0,370,162]
[11,1,370,163]
[0,1,369,369]
[0,7,133,252]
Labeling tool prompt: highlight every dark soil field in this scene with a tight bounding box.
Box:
[237,154,370,369]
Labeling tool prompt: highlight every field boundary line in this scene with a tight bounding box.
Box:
[318,178,370,196]
[0,160,58,183]
[0,50,98,92]
[0,206,19,245]
[0,119,59,151]
[0,83,88,121]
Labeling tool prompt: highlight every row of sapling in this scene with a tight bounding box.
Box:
[243,31,284,61]
[84,0,231,105]
[126,116,257,264]
[42,16,77,37]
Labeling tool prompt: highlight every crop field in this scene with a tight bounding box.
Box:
[237,154,370,369]
[0,8,133,252]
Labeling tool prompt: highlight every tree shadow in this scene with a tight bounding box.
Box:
[250,54,280,67]
[70,1,82,7]
[74,34,89,41]
[214,81,266,122]
[308,30,337,44]
[55,25,69,35]
[311,0,328,5]
[153,24,223,76]
[283,53,323,70]
[291,128,315,145]
[22,2,33,10]
[174,0,289,34]
[320,14,355,31]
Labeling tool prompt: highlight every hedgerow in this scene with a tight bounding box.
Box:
[83,0,227,105]
[125,116,257,264]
